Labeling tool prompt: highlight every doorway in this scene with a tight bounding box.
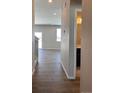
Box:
[34,32,42,62]
[74,9,82,79]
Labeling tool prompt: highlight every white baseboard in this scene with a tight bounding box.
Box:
[40,48,60,50]
[60,62,75,80]
[69,76,75,80]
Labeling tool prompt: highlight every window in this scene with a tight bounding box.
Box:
[56,28,61,42]
[35,32,42,48]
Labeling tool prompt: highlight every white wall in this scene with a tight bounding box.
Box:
[32,0,39,75]
[35,0,61,25]
[61,0,82,79]
[69,0,82,78]
[33,25,61,49]
[32,0,36,74]
[80,0,92,92]
[61,0,70,79]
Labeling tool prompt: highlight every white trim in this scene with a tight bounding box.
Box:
[60,62,69,78]
[74,8,82,79]
[40,48,60,50]
[60,62,75,80]
[32,58,38,75]
[76,9,82,12]
[32,68,35,75]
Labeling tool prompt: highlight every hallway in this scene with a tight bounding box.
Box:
[32,49,80,93]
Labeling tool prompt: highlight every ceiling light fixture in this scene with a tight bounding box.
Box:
[48,0,52,3]
[53,13,56,15]
[77,17,82,24]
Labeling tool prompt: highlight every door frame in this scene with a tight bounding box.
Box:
[74,8,82,79]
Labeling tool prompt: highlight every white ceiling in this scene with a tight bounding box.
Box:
[35,0,62,25]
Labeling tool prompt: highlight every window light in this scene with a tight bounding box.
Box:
[56,28,61,42]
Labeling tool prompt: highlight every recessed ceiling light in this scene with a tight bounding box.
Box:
[53,13,56,15]
[48,0,52,3]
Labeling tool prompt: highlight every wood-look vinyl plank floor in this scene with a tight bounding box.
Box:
[32,49,80,93]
